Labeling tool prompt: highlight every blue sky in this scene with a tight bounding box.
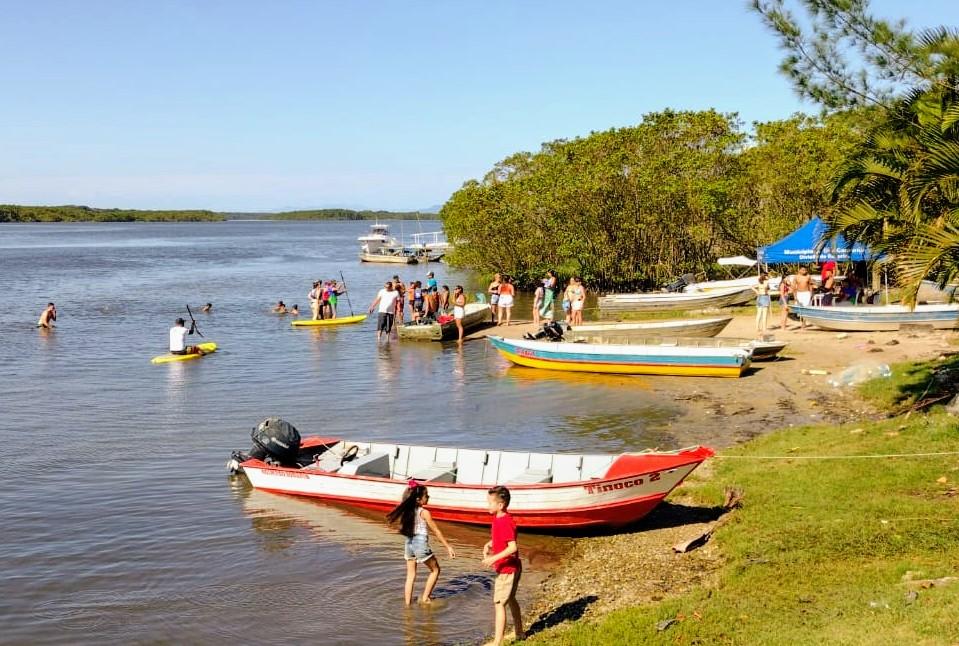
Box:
[1,1,955,211]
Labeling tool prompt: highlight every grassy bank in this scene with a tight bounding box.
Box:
[530,358,959,645]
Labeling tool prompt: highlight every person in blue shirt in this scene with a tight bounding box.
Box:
[426,271,438,293]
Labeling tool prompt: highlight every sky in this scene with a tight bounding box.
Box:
[1,0,956,212]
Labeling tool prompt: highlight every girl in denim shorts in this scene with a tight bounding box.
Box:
[387,481,456,605]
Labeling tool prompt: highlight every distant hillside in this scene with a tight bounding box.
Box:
[270,209,433,220]
[0,205,224,223]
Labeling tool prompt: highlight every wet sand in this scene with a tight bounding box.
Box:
[470,313,958,448]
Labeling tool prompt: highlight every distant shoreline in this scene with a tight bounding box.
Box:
[0,204,438,223]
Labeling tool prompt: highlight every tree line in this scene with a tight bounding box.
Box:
[0,205,224,223]
[440,109,864,291]
[442,0,959,298]
[0,205,434,223]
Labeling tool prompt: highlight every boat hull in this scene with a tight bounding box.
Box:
[237,441,714,529]
[359,252,417,264]
[789,304,959,331]
[150,342,217,364]
[398,304,491,341]
[567,335,787,361]
[598,287,754,312]
[489,336,750,378]
[569,316,732,338]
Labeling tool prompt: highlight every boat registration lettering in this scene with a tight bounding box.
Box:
[516,348,535,358]
[261,468,308,479]
[585,471,660,494]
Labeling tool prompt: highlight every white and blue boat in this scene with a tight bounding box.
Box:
[488,336,752,378]
[789,304,959,332]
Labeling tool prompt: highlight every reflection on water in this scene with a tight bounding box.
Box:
[2,221,678,644]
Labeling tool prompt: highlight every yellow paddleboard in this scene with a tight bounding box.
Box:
[291,314,367,327]
[150,342,218,364]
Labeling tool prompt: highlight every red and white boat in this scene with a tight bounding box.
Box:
[229,423,713,530]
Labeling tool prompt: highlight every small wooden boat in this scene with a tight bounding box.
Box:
[569,316,732,339]
[291,314,368,327]
[789,304,959,331]
[150,342,217,364]
[570,335,787,361]
[598,286,754,312]
[488,336,752,378]
[397,303,491,341]
[229,433,714,529]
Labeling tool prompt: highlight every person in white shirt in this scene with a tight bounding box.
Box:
[369,281,400,342]
[169,318,205,355]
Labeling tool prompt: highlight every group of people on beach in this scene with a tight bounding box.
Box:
[489,269,586,328]
[753,263,869,334]
[388,483,523,646]
[370,273,468,342]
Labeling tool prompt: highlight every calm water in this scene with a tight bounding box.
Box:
[0,221,683,645]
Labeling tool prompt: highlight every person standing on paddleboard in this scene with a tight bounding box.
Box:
[169,318,205,355]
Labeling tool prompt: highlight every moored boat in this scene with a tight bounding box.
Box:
[359,248,419,264]
[228,418,714,530]
[568,316,732,339]
[488,336,752,377]
[789,303,959,331]
[397,303,491,341]
[570,335,787,361]
[598,286,754,312]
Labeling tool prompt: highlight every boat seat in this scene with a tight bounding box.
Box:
[507,468,553,485]
[411,461,457,484]
[338,452,391,478]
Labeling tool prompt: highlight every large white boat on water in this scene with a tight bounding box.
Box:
[357,223,445,263]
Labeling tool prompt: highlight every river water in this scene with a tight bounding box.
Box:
[0,221,683,645]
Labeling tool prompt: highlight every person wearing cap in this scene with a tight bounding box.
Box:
[426,271,438,293]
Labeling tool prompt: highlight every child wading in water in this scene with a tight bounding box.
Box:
[482,486,524,646]
[387,482,455,605]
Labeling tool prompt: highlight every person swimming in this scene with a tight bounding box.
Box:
[290,304,300,316]
[201,303,213,313]
[273,300,288,314]
[37,302,57,328]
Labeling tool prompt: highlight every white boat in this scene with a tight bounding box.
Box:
[569,335,788,361]
[568,316,732,338]
[358,223,401,252]
[917,280,959,303]
[789,303,959,331]
[229,427,714,530]
[489,336,752,378]
[359,247,419,264]
[408,231,451,262]
[598,286,755,312]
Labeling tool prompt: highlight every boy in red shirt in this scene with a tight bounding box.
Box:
[482,486,524,645]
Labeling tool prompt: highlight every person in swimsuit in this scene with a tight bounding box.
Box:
[488,273,502,324]
[779,275,792,330]
[569,277,586,326]
[438,285,451,314]
[200,303,213,313]
[273,300,287,314]
[532,283,544,326]
[792,267,813,329]
[453,286,467,344]
[752,273,771,335]
[290,304,299,316]
[497,276,515,326]
[393,276,406,324]
[37,302,57,328]
[309,281,323,320]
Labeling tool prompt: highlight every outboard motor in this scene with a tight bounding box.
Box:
[229,417,302,474]
[665,273,695,292]
[523,321,566,342]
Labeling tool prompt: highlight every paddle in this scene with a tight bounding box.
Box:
[186,304,204,338]
[339,271,355,316]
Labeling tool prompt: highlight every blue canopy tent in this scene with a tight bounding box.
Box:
[757,217,876,265]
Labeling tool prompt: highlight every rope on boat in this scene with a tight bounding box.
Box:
[714,451,959,460]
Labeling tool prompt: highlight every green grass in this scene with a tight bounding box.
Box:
[859,354,959,414]
[530,400,959,644]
